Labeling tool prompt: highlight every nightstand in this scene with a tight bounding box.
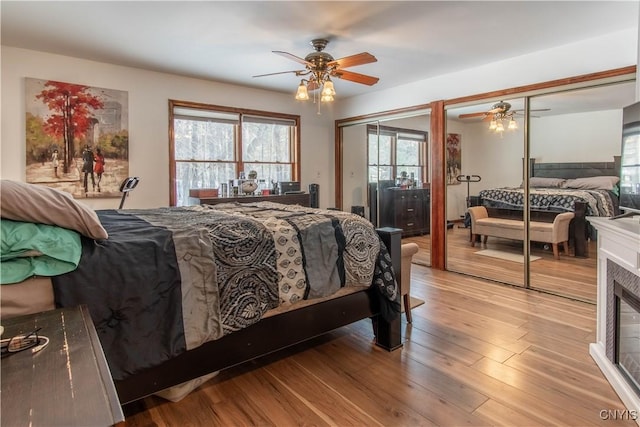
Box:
[1,305,124,426]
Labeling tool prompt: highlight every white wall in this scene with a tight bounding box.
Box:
[337,29,637,119]
[530,110,622,162]
[384,116,430,134]
[444,120,498,221]
[342,124,368,211]
[461,122,525,190]
[1,47,335,209]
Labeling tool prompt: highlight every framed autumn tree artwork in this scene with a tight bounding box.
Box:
[25,78,129,199]
[446,133,462,185]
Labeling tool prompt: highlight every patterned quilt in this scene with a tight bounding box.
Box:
[52,202,398,380]
[478,187,615,217]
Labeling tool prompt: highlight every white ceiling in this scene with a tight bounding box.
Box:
[2,1,638,101]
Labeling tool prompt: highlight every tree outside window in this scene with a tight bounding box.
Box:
[170,101,300,206]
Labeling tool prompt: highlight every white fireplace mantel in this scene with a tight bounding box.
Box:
[589,215,640,420]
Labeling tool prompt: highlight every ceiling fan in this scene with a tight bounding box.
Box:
[458,101,549,121]
[458,101,551,133]
[253,38,379,101]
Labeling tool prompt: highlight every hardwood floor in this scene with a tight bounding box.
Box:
[404,224,598,303]
[121,265,633,426]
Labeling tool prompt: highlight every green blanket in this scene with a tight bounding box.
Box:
[1,219,82,284]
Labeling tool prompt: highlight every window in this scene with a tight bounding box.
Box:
[170,101,300,206]
[367,124,427,185]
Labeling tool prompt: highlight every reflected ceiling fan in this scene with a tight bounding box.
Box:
[458,101,550,121]
[458,101,550,133]
[253,38,379,104]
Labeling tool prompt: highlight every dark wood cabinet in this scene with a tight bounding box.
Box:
[189,193,311,207]
[379,188,430,236]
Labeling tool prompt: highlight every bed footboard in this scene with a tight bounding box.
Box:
[115,227,403,404]
[374,227,403,351]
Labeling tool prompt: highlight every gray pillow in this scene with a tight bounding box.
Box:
[563,176,620,191]
[528,177,567,188]
[0,180,108,240]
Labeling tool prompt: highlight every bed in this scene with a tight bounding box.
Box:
[0,180,403,405]
[477,157,621,257]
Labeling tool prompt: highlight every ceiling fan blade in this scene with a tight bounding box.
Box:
[482,113,495,122]
[514,112,543,118]
[332,69,379,86]
[328,52,377,69]
[458,112,488,119]
[273,51,313,67]
[513,108,551,113]
[252,70,305,78]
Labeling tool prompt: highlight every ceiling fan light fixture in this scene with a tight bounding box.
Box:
[321,78,335,97]
[320,93,334,103]
[458,100,543,134]
[295,81,309,101]
[259,39,378,112]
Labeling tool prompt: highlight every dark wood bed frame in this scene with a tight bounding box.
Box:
[484,157,621,257]
[114,227,403,405]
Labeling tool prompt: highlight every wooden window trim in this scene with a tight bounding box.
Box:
[169,100,301,206]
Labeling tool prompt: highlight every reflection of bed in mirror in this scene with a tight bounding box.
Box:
[477,157,620,257]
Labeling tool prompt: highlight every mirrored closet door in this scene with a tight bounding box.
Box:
[338,111,432,266]
[336,69,635,304]
[441,77,635,302]
[527,80,636,303]
[444,98,526,287]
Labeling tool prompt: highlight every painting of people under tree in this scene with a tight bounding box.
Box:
[25,78,129,199]
[446,133,462,185]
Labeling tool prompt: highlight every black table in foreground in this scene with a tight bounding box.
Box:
[1,305,124,426]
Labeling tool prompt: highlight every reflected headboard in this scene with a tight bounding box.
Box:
[530,156,621,179]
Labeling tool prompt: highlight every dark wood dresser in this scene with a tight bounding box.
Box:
[379,188,430,237]
[189,193,310,207]
[1,305,124,426]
